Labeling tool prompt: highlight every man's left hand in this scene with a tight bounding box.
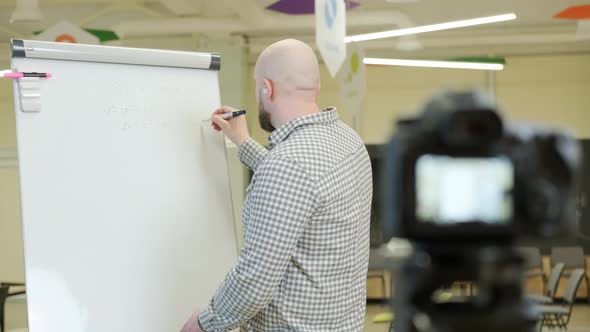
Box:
[180,310,204,332]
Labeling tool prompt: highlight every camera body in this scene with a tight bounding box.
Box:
[381,90,583,332]
[382,90,581,246]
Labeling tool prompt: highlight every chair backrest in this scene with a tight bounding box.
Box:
[563,269,586,304]
[551,246,586,270]
[546,262,565,297]
[517,247,543,270]
[1,285,10,332]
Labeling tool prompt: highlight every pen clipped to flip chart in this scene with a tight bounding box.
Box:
[1,71,52,79]
[203,110,246,122]
[1,70,52,113]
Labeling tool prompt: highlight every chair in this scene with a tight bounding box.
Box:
[367,271,387,298]
[367,248,390,300]
[550,246,589,301]
[0,285,8,332]
[536,269,585,331]
[518,247,547,294]
[528,262,565,304]
[0,282,26,332]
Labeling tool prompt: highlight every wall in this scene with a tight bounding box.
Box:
[496,53,590,138]
[246,53,590,145]
[0,69,24,283]
[0,78,16,147]
[0,54,27,329]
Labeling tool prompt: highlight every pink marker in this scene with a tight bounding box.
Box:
[3,72,52,79]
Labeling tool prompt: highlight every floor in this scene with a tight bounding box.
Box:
[364,303,590,332]
[4,301,590,331]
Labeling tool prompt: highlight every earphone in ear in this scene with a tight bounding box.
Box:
[262,87,268,95]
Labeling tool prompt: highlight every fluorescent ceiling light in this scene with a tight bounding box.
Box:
[345,13,517,43]
[363,58,504,71]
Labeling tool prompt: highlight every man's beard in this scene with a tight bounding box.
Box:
[258,100,276,133]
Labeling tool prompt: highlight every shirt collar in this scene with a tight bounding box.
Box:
[268,107,338,149]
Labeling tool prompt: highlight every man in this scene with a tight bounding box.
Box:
[181,39,372,332]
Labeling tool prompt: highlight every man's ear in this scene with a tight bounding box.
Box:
[263,79,274,100]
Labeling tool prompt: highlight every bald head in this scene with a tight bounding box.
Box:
[254,39,322,131]
[254,39,320,94]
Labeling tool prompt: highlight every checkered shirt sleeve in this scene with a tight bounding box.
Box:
[238,137,268,172]
[198,152,317,331]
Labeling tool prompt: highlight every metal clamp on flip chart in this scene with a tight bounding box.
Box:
[2,71,52,113]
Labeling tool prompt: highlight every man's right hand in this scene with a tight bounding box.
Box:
[210,106,250,146]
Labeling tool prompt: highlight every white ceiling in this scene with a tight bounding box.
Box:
[0,0,588,58]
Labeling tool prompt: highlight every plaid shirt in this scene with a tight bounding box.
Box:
[199,108,372,331]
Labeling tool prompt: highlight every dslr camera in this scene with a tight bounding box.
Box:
[382,90,582,332]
